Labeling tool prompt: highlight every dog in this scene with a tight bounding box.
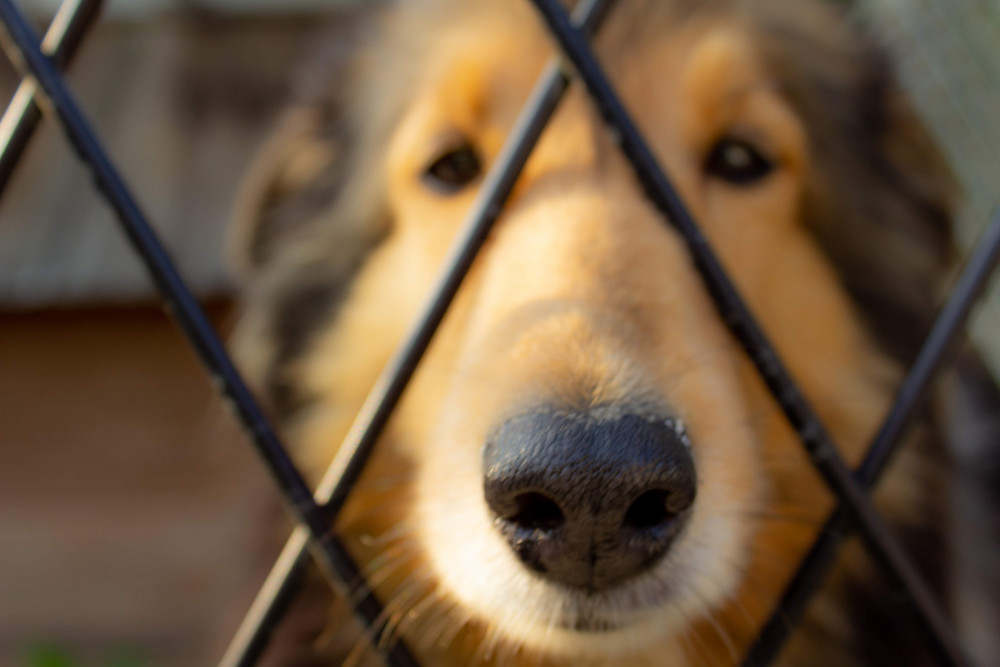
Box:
[228,0,996,664]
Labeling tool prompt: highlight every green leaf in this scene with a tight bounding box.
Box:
[23,645,75,667]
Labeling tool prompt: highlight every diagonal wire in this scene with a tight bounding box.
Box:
[219,1,618,664]
[744,209,1000,666]
[0,0,102,197]
[0,0,981,664]
[0,2,416,665]
[524,0,970,664]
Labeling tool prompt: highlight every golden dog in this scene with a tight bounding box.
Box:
[230,0,975,664]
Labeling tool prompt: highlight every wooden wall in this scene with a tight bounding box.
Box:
[0,305,290,666]
[0,13,343,666]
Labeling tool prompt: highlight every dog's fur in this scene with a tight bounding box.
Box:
[229,1,991,664]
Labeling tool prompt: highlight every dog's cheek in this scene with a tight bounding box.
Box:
[662,354,764,607]
[411,408,524,620]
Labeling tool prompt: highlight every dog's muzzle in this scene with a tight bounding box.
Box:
[483,410,697,591]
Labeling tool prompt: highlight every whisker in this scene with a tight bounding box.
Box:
[355,520,418,549]
[359,545,405,578]
[341,565,433,667]
[697,595,740,665]
[415,594,463,653]
[394,585,446,650]
[342,627,374,667]
[437,603,471,651]
[353,555,417,604]
[360,473,417,492]
[470,619,498,665]
[492,632,518,667]
[337,498,414,528]
[382,579,438,651]
[482,618,507,663]
[680,604,715,667]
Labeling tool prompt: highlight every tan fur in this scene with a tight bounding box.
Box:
[232,1,957,664]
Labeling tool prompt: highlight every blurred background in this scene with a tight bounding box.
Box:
[0,1,356,665]
[0,0,998,665]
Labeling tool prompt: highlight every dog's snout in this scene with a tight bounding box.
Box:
[483,411,696,590]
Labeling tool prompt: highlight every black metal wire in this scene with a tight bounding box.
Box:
[524,1,969,665]
[219,1,618,663]
[0,0,988,663]
[0,0,102,198]
[0,3,416,665]
[743,209,1000,665]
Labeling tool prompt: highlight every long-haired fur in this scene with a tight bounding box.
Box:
[228,1,997,664]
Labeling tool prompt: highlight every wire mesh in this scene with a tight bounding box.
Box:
[0,0,102,197]
[219,0,617,663]
[0,0,995,664]
[744,209,1000,665]
[0,1,416,665]
[522,1,969,661]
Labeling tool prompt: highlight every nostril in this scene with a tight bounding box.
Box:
[484,411,698,589]
[623,489,674,530]
[509,492,564,531]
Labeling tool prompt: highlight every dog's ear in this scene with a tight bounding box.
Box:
[228,14,380,279]
[757,3,959,363]
[834,81,959,363]
[227,16,396,419]
[229,106,343,276]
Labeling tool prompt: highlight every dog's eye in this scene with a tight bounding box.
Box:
[423,142,482,193]
[704,137,774,185]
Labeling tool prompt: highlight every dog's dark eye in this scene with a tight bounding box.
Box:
[704,137,774,185]
[423,142,482,193]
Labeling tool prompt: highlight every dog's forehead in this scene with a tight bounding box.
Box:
[397,3,770,124]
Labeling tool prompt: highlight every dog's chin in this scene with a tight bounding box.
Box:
[499,608,676,659]
[429,563,703,661]
[502,577,688,640]
[415,484,747,662]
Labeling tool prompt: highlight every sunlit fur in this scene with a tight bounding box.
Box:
[231,0,957,664]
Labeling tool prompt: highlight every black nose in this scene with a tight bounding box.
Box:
[483,411,696,590]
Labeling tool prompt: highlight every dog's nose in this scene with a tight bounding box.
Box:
[483,411,696,590]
